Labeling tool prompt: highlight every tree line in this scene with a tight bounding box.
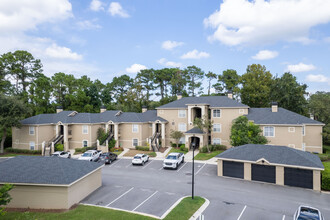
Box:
[0,50,329,145]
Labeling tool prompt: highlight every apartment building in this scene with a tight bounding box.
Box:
[12,94,324,153]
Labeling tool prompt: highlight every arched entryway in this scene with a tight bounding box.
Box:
[189,136,200,150]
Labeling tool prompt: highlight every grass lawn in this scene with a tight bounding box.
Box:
[194,150,224,161]
[166,147,188,156]
[4,197,205,220]
[4,204,156,220]
[124,149,156,157]
[164,196,205,220]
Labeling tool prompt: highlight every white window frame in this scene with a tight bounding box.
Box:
[178,110,186,118]
[178,123,186,132]
[288,127,295,132]
[82,140,88,148]
[213,109,221,118]
[29,126,35,135]
[132,124,139,133]
[29,141,35,150]
[213,124,221,133]
[132,138,138,147]
[82,125,88,134]
[302,125,305,136]
[179,137,185,144]
[263,126,275,137]
[213,138,221,145]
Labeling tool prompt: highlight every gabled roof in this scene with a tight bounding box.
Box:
[216,144,324,169]
[157,96,248,109]
[21,110,167,125]
[185,127,205,134]
[246,108,323,125]
[0,156,103,185]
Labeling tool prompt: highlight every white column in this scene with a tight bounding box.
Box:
[63,124,69,151]
[42,141,45,156]
[152,123,156,134]
[161,123,166,147]
[105,124,109,133]
[188,106,192,124]
[114,123,119,147]
[201,106,205,119]
[56,124,59,136]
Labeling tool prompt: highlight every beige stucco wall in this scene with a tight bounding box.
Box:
[276,166,284,185]
[262,125,303,150]
[313,170,321,191]
[5,168,102,210]
[244,162,251,180]
[67,168,102,207]
[304,125,323,154]
[6,185,68,209]
[118,123,143,148]
[217,159,223,176]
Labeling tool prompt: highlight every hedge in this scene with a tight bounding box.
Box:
[136,146,150,151]
[75,146,96,153]
[180,145,188,152]
[5,148,41,155]
[322,162,330,191]
[318,154,329,162]
[200,145,227,153]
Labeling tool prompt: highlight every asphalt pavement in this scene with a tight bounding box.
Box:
[81,158,330,219]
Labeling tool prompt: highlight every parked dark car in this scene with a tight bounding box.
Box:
[96,152,117,164]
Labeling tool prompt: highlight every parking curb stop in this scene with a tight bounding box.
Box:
[189,197,210,220]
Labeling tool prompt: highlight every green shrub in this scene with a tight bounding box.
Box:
[5,148,41,155]
[74,146,96,153]
[55,144,64,151]
[212,144,227,151]
[110,147,124,152]
[108,139,116,151]
[171,143,177,148]
[319,154,329,162]
[148,152,157,157]
[180,145,188,152]
[200,146,208,153]
[136,146,150,151]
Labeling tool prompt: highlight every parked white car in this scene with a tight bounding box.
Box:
[132,154,149,165]
[163,152,184,169]
[293,205,324,220]
[78,150,102,162]
[51,151,71,159]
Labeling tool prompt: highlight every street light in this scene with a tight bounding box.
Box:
[191,137,196,199]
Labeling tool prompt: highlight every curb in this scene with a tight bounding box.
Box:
[189,197,210,220]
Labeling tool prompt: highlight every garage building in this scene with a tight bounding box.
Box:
[0,156,103,209]
[216,144,324,191]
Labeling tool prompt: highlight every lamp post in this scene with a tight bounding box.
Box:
[191,137,196,199]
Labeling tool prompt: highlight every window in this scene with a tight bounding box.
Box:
[213,109,221,118]
[82,125,88,134]
[302,125,305,136]
[178,123,186,132]
[29,141,35,150]
[133,139,138,147]
[179,137,185,144]
[29,126,35,135]
[132,124,139,133]
[82,140,88,147]
[178,110,186,118]
[213,138,221,145]
[288,127,295,132]
[213,124,221,132]
[263,126,275,137]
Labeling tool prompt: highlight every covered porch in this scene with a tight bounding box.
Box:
[184,127,206,150]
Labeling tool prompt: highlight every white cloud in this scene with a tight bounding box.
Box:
[252,50,278,60]
[108,2,129,18]
[0,0,72,33]
[286,62,316,73]
[162,41,184,50]
[158,58,182,67]
[90,0,104,11]
[305,74,329,83]
[76,19,101,30]
[126,64,147,74]
[204,0,330,46]
[45,44,83,60]
[180,49,210,59]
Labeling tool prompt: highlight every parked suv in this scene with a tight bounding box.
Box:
[132,154,149,165]
[163,152,184,169]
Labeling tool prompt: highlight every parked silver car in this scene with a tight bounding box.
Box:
[51,151,71,159]
[293,205,324,220]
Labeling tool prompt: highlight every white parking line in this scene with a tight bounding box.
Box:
[132,191,158,211]
[237,205,247,220]
[282,215,285,220]
[159,166,164,170]
[195,163,206,175]
[106,187,134,207]
[142,160,154,169]
[177,162,187,172]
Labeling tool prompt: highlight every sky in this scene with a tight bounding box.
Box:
[0,0,330,95]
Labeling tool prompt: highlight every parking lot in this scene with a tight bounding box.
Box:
[82,158,330,219]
